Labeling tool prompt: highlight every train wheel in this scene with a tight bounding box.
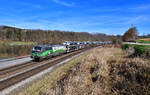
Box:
[34,58,41,62]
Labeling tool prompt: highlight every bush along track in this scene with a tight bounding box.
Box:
[122,44,150,58]
[16,47,150,95]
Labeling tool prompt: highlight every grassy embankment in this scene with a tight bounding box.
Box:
[136,38,150,44]
[16,47,150,95]
[0,40,37,45]
[15,51,87,95]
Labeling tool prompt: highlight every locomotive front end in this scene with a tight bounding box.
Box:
[31,45,44,61]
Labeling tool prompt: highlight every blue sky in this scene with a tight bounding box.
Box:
[0,0,150,35]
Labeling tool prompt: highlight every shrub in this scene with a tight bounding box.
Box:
[134,45,150,57]
[112,38,122,45]
[122,44,150,58]
[122,44,132,50]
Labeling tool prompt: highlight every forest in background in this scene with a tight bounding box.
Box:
[0,26,120,44]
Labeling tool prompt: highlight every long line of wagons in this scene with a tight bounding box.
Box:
[31,41,111,61]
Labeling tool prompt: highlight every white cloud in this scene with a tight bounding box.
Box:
[51,0,75,7]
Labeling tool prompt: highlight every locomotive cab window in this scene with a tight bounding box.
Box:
[33,46,42,51]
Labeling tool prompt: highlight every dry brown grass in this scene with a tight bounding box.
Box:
[46,48,150,95]
[16,47,150,95]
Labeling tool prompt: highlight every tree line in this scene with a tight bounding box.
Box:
[0,26,116,44]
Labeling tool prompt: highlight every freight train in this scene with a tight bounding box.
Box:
[31,41,111,62]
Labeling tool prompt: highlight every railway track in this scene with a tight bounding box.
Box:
[0,46,94,91]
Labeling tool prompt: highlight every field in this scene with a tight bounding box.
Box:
[9,41,37,45]
[14,47,150,95]
[136,38,150,43]
[0,40,37,46]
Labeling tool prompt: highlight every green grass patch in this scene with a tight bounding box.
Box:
[136,40,150,44]
[0,41,37,45]
[10,41,37,45]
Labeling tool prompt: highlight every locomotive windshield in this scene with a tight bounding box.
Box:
[33,46,42,51]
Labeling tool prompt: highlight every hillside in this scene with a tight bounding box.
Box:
[0,26,118,44]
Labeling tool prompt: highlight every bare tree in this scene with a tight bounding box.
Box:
[123,27,138,42]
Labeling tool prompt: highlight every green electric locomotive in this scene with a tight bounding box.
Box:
[31,45,67,61]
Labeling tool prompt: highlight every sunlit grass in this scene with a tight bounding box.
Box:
[136,38,150,44]
[10,41,37,45]
[0,41,37,45]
